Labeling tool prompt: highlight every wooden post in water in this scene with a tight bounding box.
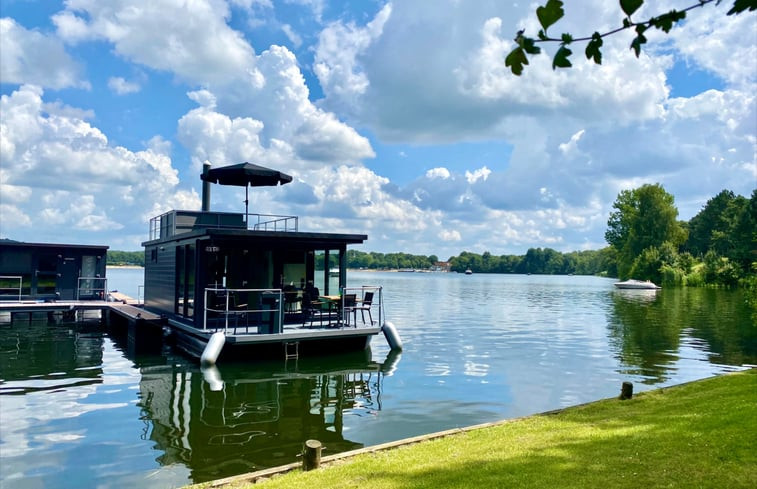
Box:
[302,439,322,471]
[619,381,633,400]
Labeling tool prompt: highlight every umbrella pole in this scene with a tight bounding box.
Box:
[245,186,249,226]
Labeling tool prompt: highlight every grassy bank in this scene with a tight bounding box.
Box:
[204,370,756,489]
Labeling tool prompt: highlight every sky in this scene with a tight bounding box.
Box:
[1,0,755,258]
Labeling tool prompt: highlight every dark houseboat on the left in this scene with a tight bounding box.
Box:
[0,240,108,301]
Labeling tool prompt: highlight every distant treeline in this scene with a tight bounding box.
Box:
[344,248,614,275]
[107,250,144,266]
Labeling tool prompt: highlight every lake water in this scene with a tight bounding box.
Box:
[1,270,755,488]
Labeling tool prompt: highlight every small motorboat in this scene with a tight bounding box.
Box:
[614,279,661,290]
[464,269,473,275]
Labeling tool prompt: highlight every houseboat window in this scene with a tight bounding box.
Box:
[36,253,58,295]
[175,244,195,318]
[186,244,195,318]
[79,255,97,298]
[282,251,306,290]
[176,246,184,315]
[313,249,339,295]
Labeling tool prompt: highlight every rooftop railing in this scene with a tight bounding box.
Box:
[248,213,298,232]
[149,210,299,240]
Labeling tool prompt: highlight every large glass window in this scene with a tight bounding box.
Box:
[175,244,195,318]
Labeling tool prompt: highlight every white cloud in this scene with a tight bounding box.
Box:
[53,0,256,85]
[426,167,450,179]
[107,76,140,95]
[670,2,757,88]
[281,24,302,48]
[313,4,391,115]
[0,85,198,245]
[465,166,490,184]
[438,229,461,242]
[0,17,88,90]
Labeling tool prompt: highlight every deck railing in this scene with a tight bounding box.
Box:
[0,275,22,302]
[248,213,298,232]
[77,277,108,301]
[149,210,299,240]
[203,287,283,334]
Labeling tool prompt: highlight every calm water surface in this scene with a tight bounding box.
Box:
[1,270,755,488]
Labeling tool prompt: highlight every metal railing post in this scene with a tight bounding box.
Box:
[204,289,208,331]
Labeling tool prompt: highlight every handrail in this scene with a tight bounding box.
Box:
[249,213,298,232]
[0,275,22,302]
[149,210,299,240]
[77,277,108,301]
[203,287,283,334]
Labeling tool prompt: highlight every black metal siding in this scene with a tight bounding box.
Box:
[144,243,176,314]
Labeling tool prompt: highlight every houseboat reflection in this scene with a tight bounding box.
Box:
[135,350,398,482]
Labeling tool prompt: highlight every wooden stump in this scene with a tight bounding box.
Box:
[302,439,322,471]
[619,381,633,400]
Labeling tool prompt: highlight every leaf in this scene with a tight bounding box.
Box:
[727,0,757,15]
[630,31,647,57]
[552,45,573,69]
[585,32,603,64]
[536,0,564,32]
[519,36,542,55]
[650,10,686,33]
[506,47,529,76]
[620,0,644,17]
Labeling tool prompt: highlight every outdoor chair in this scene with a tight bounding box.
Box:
[354,291,374,325]
[301,292,327,328]
[340,294,358,327]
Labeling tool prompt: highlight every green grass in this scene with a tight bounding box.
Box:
[207,370,757,489]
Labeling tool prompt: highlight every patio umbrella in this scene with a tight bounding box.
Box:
[201,162,292,218]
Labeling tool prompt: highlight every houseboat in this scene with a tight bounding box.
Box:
[141,163,401,363]
[0,239,108,301]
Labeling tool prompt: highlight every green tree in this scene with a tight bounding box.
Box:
[688,190,743,256]
[506,0,756,76]
[605,183,686,279]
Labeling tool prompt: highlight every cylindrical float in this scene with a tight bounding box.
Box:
[200,331,226,365]
[382,321,403,351]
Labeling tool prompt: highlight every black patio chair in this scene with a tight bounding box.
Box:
[354,291,374,325]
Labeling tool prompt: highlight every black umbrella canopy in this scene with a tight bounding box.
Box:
[200,162,293,218]
[201,162,293,187]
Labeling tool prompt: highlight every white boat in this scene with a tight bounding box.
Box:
[464,269,473,275]
[614,279,661,290]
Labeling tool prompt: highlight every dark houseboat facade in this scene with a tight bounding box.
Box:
[0,240,108,301]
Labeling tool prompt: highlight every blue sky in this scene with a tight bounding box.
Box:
[1,1,755,258]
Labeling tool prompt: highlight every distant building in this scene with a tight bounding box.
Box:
[432,261,451,272]
[0,239,108,301]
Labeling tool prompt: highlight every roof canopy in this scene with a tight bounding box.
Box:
[201,162,293,187]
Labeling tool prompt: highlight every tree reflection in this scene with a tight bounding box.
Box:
[607,288,757,384]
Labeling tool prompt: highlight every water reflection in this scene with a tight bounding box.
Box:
[133,350,396,482]
[607,287,757,383]
[0,317,104,394]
